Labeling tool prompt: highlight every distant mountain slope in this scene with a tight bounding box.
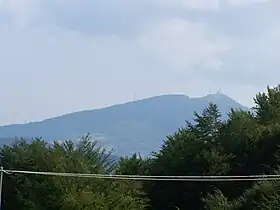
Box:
[0,93,249,156]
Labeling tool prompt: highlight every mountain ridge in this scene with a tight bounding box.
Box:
[1,93,242,126]
[0,93,249,156]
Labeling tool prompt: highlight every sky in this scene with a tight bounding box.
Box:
[0,0,279,125]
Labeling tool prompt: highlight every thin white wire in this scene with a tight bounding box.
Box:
[4,169,280,178]
[3,169,280,182]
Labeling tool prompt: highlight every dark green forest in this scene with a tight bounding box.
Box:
[2,85,280,210]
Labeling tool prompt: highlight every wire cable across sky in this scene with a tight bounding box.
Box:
[2,169,280,182]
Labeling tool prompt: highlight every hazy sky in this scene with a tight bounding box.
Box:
[0,0,279,125]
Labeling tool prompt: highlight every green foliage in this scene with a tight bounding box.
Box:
[203,85,280,209]
[137,102,233,210]
[116,153,152,176]
[1,136,148,210]
[188,102,223,140]
[205,179,280,210]
[203,189,235,210]
[254,85,280,124]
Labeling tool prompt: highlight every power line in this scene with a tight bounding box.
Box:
[3,169,280,182]
[1,170,280,210]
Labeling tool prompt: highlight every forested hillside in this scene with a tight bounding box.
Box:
[2,85,280,209]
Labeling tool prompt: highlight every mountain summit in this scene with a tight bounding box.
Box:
[0,93,248,156]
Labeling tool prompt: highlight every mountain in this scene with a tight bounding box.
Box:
[0,93,249,156]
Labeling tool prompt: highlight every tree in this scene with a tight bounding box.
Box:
[1,136,148,210]
[137,103,232,210]
[254,85,280,124]
[204,85,280,209]
[204,179,280,210]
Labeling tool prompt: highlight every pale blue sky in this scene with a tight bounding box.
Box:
[0,0,279,125]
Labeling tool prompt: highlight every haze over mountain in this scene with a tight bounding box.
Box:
[0,93,248,156]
